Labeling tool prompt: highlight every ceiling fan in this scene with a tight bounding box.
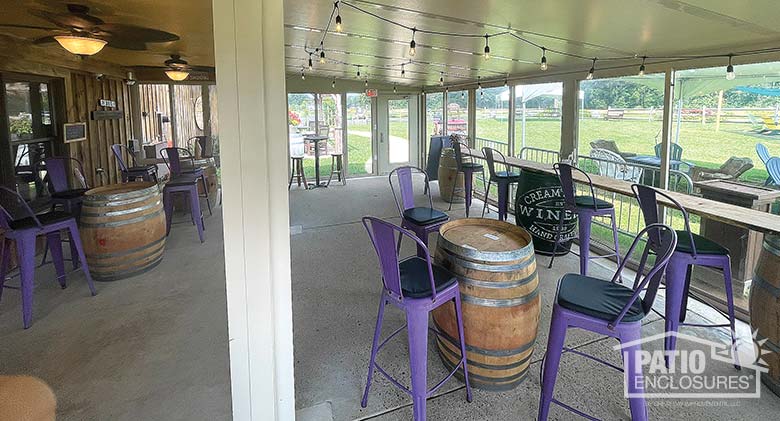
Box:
[133,55,216,81]
[0,3,180,55]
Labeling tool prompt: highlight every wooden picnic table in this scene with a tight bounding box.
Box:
[465,150,780,235]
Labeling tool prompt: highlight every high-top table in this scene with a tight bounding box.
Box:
[304,135,328,188]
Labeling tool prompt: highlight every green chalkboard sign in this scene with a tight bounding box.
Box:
[64,122,87,143]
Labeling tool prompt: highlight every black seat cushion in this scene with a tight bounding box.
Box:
[51,189,88,199]
[403,207,448,226]
[557,274,646,323]
[675,231,729,255]
[494,171,522,182]
[166,175,200,187]
[574,195,614,209]
[8,211,74,231]
[127,165,156,173]
[461,162,484,171]
[399,257,457,298]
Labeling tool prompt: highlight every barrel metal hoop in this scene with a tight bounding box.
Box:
[460,287,540,308]
[85,184,160,202]
[441,248,536,273]
[440,237,534,263]
[80,208,164,228]
[753,274,780,298]
[87,238,166,267]
[433,319,538,357]
[436,337,534,370]
[86,236,167,259]
[93,256,164,282]
[439,354,530,384]
[80,200,162,218]
[458,271,538,289]
[84,195,157,209]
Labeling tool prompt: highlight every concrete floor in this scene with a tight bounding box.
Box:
[0,208,232,420]
[290,176,780,420]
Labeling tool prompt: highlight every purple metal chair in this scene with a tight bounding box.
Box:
[0,187,96,329]
[548,162,621,275]
[161,147,212,216]
[111,144,158,183]
[480,147,521,221]
[36,157,88,217]
[538,223,677,421]
[447,136,485,218]
[360,216,471,421]
[632,184,739,369]
[389,166,449,257]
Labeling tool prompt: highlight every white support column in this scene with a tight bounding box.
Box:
[212,0,295,419]
[468,88,477,147]
[508,85,516,156]
[659,69,676,190]
[560,79,580,160]
[442,90,448,137]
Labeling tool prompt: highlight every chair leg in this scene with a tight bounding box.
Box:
[406,307,430,421]
[664,258,688,367]
[200,175,213,216]
[481,179,492,218]
[610,209,620,267]
[497,181,509,222]
[361,294,387,408]
[548,210,567,269]
[67,221,96,296]
[46,231,67,289]
[327,156,336,186]
[621,328,649,421]
[453,292,472,402]
[0,239,11,303]
[288,161,295,190]
[339,156,346,185]
[722,258,741,369]
[190,187,206,243]
[163,189,173,236]
[447,172,458,211]
[68,230,80,269]
[16,234,36,329]
[578,213,593,275]
[463,170,473,218]
[538,306,568,421]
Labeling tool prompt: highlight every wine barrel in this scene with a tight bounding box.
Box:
[750,234,780,396]
[432,219,540,391]
[183,157,219,199]
[438,148,464,203]
[514,167,576,255]
[79,182,166,281]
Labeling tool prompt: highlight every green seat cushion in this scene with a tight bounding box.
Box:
[574,195,613,209]
[557,274,646,323]
[674,231,729,255]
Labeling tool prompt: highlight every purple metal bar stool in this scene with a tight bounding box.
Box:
[161,147,212,216]
[632,184,740,369]
[360,216,471,421]
[0,187,96,329]
[480,147,521,221]
[389,166,449,257]
[549,162,621,275]
[162,177,205,243]
[36,157,88,217]
[538,223,677,421]
[111,144,158,183]
[447,136,485,218]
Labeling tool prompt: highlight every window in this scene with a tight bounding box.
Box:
[346,93,373,175]
[425,92,443,141]
[475,86,509,155]
[514,82,562,161]
[446,90,468,136]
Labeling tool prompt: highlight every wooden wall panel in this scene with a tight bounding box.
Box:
[173,84,204,147]
[138,84,172,145]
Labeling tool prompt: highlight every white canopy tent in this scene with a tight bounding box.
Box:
[496,83,563,149]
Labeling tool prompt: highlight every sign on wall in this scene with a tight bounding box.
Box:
[365,89,378,97]
[63,122,87,143]
[99,99,117,108]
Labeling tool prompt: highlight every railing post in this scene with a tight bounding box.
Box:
[659,68,675,190]
[508,84,516,156]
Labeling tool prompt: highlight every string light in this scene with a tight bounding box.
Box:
[726,55,736,80]
[365,79,368,88]
[334,2,342,32]
[308,54,313,70]
[409,28,417,57]
[439,72,444,86]
[301,67,305,80]
[504,74,508,87]
[332,77,336,88]
[638,56,646,76]
[401,63,405,77]
[320,44,326,64]
[356,66,360,78]
[586,58,596,80]
[483,34,490,61]
[393,84,397,93]
[478,76,483,98]
[461,91,465,99]
[540,47,548,71]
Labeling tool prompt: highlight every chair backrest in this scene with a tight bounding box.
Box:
[718,157,753,177]
[554,162,603,209]
[40,157,87,193]
[111,144,135,172]
[362,216,438,300]
[603,223,677,327]
[590,139,622,156]
[589,148,642,183]
[655,143,683,161]
[632,183,696,255]
[482,147,508,179]
[318,126,329,137]
[767,157,780,185]
[388,166,433,214]
[0,186,41,230]
[756,143,771,164]
[450,135,473,172]
[160,147,194,177]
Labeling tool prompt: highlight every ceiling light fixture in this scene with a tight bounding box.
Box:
[483,34,490,61]
[726,55,736,80]
[540,47,548,71]
[409,28,417,57]
[165,70,190,81]
[638,56,646,76]
[54,35,107,56]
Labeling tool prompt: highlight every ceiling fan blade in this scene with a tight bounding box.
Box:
[101,36,147,51]
[189,65,216,73]
[0,23,59,31]
[29,8,104,30]
[33,35,59,45]
[98,24,179,43]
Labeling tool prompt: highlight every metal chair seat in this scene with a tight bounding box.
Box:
[399,257,457,298]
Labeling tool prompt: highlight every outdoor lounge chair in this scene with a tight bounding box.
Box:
[589,148,643,183]
[589,139,636,158]
[691,157,753,182]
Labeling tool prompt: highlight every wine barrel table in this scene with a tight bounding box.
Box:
[438,147,464,203]
[514,167,576,255]
[750,234,780,396]
[432,218,540,390]
[79,182,166,281]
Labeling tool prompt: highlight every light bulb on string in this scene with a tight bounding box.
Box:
[320,47,326,64]
[478,76,483,98]
[461,91,465,99]
[393,84,397,93]
[308,54,313,70]
[586,58,596,80]
[332,78,336,88]
[726,55,736,80]
[365,79,368,88]
[401,64,405,77]
[540,47,548,71]
[483,34,490,61]
[301,67,305,80]
[504,75,508,87]
[409,28,416,57]
[334,3,342,33]
[356,67,360,78]
[638,56,646,77]
[439,72,444,86]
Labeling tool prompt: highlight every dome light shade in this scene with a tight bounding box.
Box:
[54,35,107,56]
[165,70,190,81]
